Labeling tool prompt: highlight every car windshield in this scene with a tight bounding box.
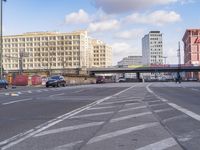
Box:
[50,76,60,80]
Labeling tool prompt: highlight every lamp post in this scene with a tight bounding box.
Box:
[0,0,6,79]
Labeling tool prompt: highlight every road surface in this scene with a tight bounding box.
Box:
[0,82,200,150]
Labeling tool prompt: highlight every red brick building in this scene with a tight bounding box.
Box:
[183,29,200,79]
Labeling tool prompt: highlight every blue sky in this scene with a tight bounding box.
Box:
[2,0,200,65]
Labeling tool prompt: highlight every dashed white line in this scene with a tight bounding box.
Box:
[88,106,117,110]
[70,111,114,119]
[154,108,174,113]
[119,106,147,112]
[34,122,104,137]
[87,122,159,144]
[110,112,152,123]
[2,98,33,105]
[49,93,64,98]
[55,140,83,150]
[149,103,166,107]
[99,99,140,105]
[136,137,177,150]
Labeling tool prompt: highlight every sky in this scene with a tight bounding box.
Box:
[2,0,200,65]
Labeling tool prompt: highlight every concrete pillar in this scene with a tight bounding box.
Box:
[136,72,140,80]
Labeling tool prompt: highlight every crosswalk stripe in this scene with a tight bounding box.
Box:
[70,112,114,119]
[99,99,139,105]
[110,112,152,123]
[154,108,174,113]
[87,122,159,144]
[88,106,117,110]
[136,138,177,150]
[34,122,104,137]
[55,141,83,150]
[119,106,147,112]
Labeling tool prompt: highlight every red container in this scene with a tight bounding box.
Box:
[13,75,28,86]
[31,75,42,85]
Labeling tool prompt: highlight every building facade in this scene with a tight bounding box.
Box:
[91,39,112,68]
[183,29,200,79]
[142,31,163,65]
[2,31,112,73]
[117,56,142,68]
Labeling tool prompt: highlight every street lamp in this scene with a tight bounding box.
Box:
[0,0,6,79]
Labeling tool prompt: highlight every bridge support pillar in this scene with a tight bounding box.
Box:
[136,72,140,81]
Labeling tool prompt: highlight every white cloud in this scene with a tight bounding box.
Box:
[125,10,181,26]
[88,19,120,33]
[65,9,90,24]
[93,0,180,14]
[115,29,145,39]
[111,42,140,65]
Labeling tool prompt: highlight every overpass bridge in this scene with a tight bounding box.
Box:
[88,66,200,79]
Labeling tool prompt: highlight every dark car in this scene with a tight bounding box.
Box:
[96,76,105,84]
[46,76,66,88]
[0,79,8,89]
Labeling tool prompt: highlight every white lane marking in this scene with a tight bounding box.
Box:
[99,99,140,105]
[73,89,85,93]
[147,100,161,103]
[119,106,147,112]
[49,93,64,98]
[162,114,188,123]
[36,90,42,93]
[27,90,32,93]
[125,103,141,106]
[88,106,117,110]
[110,112,152,123]
[168,103,200,121]
[87,122,159,144]
[0,85,137,149]
[149,103,166,107]
[191,88,199,91]
[70,112,114,119]
[2,98,33,105]
[146,84,168,102]
[136,137,177,150]
[154,108,174,113]
[34,122,104,137]
[148,84,200,122]
[55,140,83,150]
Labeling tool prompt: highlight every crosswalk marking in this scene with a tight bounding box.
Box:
[99,99,140,105]
[70,112,114,119]
[88,106,117,110]
[154,108,174,113]
[110,112,152,123]
[34,122,104,137]
[55,141,83,150]
[136,138,177,150]
[119,106,147,112]
[87,122,159,144]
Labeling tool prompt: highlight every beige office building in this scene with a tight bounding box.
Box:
[2,30,112,73]
[91,39,112,68]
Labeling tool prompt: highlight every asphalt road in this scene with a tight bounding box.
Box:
[0,82,200,150]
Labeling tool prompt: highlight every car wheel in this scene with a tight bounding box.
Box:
[46,85,49,88]
[4,85,8,89]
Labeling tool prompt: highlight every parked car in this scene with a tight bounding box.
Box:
[96,76,105,84]
[0,79,8,89]
[117,77,126,82]
[46,75,66,88]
